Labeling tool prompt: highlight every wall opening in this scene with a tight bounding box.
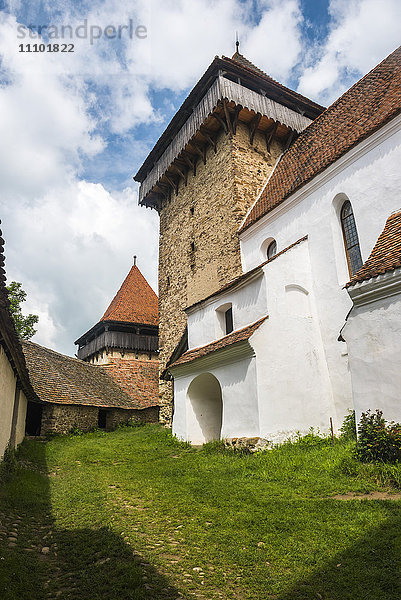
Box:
[187,373,223,443]
[25,402,43,436]
[216,302,233,337]
[98,409,108,429]
[260,237,277,261]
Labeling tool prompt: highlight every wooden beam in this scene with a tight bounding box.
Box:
[222,99,234,136]
[164,173,179,195]
[265,121,278,153]
[232,104,242,135]
[189,140,207,165]
[249,112,262,145]
[284,129,296,152]
[173,164,188,185]
[211,111,228,134]
[181,151,197,176]
[199,126,218,153]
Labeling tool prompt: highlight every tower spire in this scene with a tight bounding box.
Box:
[235,31,240,54]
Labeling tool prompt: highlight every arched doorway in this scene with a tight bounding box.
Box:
[187,373,222,443]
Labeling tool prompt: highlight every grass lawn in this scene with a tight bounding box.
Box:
[0,424,400,599]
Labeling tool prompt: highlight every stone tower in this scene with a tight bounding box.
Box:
[135,51,323,424]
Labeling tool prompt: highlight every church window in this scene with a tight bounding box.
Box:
[266,240,277,259]
[216,302,233,337]
[190,241,195,252]
[225,307,233,334]
[341,200,363,276]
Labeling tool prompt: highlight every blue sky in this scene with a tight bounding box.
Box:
[0,0,400,355]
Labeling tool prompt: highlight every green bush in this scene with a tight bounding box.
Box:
[355,409,401,463]
[339,410,357,441]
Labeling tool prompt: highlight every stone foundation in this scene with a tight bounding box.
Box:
[40,403,159,435]
[224,437,271,453]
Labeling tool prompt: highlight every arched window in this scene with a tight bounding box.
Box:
[341,200,363,276]
[266,240,277,259]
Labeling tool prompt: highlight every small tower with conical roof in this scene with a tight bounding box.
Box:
[74,262,158,365]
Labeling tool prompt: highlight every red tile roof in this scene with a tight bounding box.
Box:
[101,265,158,326]
[228,51,324,112]
[168,316,268,370]
[103,358,159,408]
[22,340,153,410]
[240,46,401,234]
[347,210,401,287]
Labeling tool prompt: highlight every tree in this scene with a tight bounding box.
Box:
[6,281,39,340]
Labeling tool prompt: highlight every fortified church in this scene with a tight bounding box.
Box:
[135,45,401,445]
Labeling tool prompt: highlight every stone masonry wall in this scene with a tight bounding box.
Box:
[106,406,159,429]
[40,404,99,435]
[158,121,283,424]
[40,403,159,435]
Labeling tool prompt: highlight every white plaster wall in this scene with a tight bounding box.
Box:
[251,243,337,443]
[343,293,401,424]
[15,391,27,446]
[0,346,17,458]
[240,117,401,426]
[187,274,267,349]
[172,352,259,444]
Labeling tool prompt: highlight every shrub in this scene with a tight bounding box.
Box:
[355,409,401,463]
[339,410,357,441]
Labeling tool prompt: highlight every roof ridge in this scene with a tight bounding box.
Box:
[22,339,99,368]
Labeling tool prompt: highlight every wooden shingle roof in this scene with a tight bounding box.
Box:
[240,46,401,233]
[101,265,158,327]
[347,210,401,287]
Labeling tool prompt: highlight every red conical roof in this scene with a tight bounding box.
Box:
[101,265,158,326]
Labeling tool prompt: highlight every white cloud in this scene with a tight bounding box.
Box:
[3,180,158,355]
[298,0,401,104]
[244,0,303,81]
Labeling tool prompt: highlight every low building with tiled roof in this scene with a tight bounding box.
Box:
[21,340,158,435]
[138,43,401,444]
[342,210,401,426]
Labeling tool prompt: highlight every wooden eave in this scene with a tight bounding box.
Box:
[134,56,325,185]
[74,319,158,348]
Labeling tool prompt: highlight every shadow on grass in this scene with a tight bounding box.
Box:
[0,440,183,600]
[275,502,401,600]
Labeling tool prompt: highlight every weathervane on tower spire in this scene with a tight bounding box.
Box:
[235,31,240,54]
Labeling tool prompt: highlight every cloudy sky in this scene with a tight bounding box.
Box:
[0,0,400,356]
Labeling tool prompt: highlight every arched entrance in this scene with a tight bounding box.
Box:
[187,373,222,443]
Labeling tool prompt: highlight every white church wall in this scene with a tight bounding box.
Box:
[171,352,259,444]
[240,115,401,428]
[186,273,267,349]
[251,241,336,443]
[343,287,401,425]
